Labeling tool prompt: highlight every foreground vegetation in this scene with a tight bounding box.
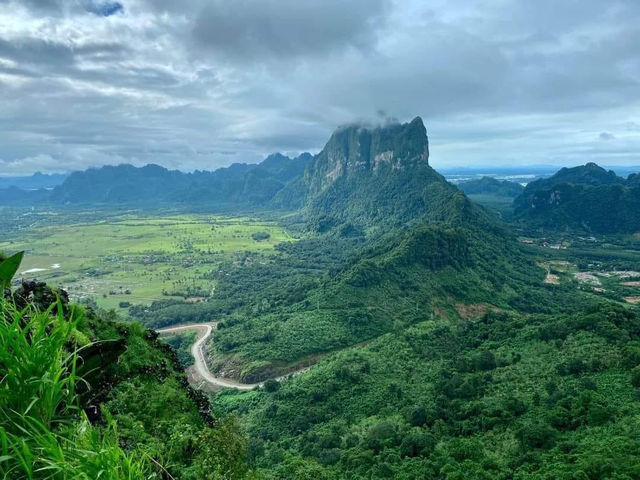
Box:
[0,252,249,479]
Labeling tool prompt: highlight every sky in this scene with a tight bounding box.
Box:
[0,0,639,176]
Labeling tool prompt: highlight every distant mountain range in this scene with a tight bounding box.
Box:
[0,172,67,190]
[1,117,473,232]
[458,176,525,198]
[514,162,640,233]
[0,153,312,207]
[3,126,639,236]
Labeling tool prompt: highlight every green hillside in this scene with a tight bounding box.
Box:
[458,176,525,197]
[4,120,640,480]
[0,253,248,479]
[514,163,640,233]
[215,301,640,479]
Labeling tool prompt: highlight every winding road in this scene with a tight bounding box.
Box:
[156,323,310,390]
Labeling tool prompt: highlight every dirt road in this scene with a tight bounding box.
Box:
[156,323,310,390]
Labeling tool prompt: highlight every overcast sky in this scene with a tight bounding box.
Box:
[0,0,639,175]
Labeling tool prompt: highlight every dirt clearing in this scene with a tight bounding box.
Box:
[544,273,560,284]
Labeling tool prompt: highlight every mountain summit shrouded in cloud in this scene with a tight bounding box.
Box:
[1,0,640,175]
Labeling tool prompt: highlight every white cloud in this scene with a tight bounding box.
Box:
[0,0,640,175]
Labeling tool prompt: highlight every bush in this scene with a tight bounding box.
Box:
[0,299,150,478]
[474,351,497,371]
[516,421,557,450]
[264,378,280,392]
[252,232,271,242]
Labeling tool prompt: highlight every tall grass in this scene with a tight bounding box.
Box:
[0,298,151,479]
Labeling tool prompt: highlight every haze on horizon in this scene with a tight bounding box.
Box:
[0,0,639,176]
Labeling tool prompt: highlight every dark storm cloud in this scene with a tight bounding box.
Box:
[0,0,124,16]
[191,0,389,59]
[1,0,640,175]
[0,37,74,68]
[0,0,63,13]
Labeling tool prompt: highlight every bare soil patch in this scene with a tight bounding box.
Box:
[455,303,499,320]
[544,273,560,284]
[574,272,601,285]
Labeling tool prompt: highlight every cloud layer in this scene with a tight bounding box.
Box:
[0,0,639,175]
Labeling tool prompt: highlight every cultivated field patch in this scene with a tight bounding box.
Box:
[0,213,293,313]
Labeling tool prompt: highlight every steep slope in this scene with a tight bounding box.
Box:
[1,265,249,478]
[514,163,640,233]
[172,120,549,382]
[276,117,474,232]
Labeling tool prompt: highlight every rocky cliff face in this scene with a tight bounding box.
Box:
[303,116,429,196]
[274,116,484,231]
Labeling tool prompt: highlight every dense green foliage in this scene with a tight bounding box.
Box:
[163,330,198,368]
[514,163,640,233]
[0,299,150,479]
[215,302,640,479]
[204,215,604,382]
[0,250,23,289]
[0,253,249,479]
[5,119,640,479]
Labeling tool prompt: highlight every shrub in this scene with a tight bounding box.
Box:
[252,232,271,242]
[0,298,150,478]
[516,421,557,450]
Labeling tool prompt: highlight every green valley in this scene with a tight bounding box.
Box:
[5,2,640,478]
[2,118,640,480]
[0,211,293,313]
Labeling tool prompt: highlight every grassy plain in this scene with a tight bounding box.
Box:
[0,212,293,314]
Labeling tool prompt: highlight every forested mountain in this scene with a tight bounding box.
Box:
[514,163,640,233]
[458,176,525,197]
[276,117,464,231]
[0,185,51,205]
[6,120,640,480]
[134,119,543,384]
[519,163,624,190]
[0,172,67,190]
[43,152,312,206]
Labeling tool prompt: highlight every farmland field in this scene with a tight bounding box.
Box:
[0,210,294,314]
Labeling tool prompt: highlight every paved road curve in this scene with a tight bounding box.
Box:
[156,323,310,390]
